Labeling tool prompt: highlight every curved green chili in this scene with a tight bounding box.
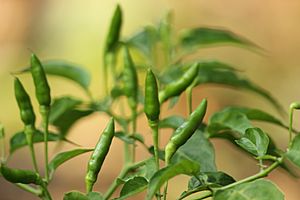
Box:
[14,78,36,126]
[159,63,198,104]
[85,118,115,193]
[0,165,43,185]
[144,69,160,123]
[30,53,51,107]
[165,98,207,164]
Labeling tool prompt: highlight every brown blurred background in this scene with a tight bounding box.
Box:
[1,0,300,199]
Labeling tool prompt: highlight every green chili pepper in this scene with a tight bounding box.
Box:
[159,63,198,104]
[144,69,160,123]
[123,47,138,111]
[14,78,36,126]
[0,164,42,185]
[85,118,115,193]
[104,4,122,54]
[165,98,207,164]
[30,53,51,107]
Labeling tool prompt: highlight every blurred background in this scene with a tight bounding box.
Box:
[1,0,300,199]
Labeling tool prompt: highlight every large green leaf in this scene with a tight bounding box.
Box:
[10,130,61,154]
[49,97,93,138]
[207,110,252,136]
[179,27,258,50]
[220,107,289,130]
[49,96,82,123]
[286,134,300,168]
[21,61,91,91]
[171,129,217,172]
[158,116,185,130]
[126,26,158,58]
[235,128,269,157]
[213,179,284,200]
[116,176,148,200]
[48,149,93,179]
[146,159,200,200]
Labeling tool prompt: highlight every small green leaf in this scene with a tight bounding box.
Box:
[10,130,61,154]
[64,191,104,200]
[48,148,93,179]
[146,159,200,200]
[179,27,259,50]
[207,110,252,136]
[235,127,269,157]
[159,116,185,129]
[188,171,235,190]
[213,179,284,200]
[286,134,300,168]
[168,96,180,109]
[116,176,148,200]
[115,131,135,144]
[171,129,217,172]
[64,191,89,200]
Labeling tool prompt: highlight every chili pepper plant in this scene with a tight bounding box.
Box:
[1,4,300,200]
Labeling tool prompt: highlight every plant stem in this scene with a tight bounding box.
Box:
[131,110,137,163]
[24,125,39,173]
[103,159,149,200]
[219,158,282,191]
[40,106,50,182]
[0,125,6,163]
[40,183,52,200]
[16,183,41,196]
[186,77,198,115]
[289,106,294,149]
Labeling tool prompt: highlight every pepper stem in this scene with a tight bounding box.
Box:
[40,106,50,182]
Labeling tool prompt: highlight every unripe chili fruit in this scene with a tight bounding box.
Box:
[104,4,122,54]
[14,78,36,126]
[159,63,198,104]
[165,98,207,163]
[30,53,51,107]
[123,47,138,110]
[0,164,42,185]
[85,118,115,193]
[144,69,160,123]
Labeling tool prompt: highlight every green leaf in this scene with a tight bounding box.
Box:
[87,192,104,200]
[235,128,269,157]
[286,134,300,168]
[188,171,235,190]
[168,96,180,109]
[49,96,82,123]
[64,191,88,200]
[171,129,217,172]
[116,176,148,200]
[159,116,185,129]
[64,191,103,200]
[146,159,200,200]
[179,27,259,50]
[10,130,61,154]
[49,97,93,138]
[196,64,283,113]
[213,179,284,200]
[207,110,252,136]
[221,107,289,130]
[126,26,158,59]
[48,149,93,179]
[42,60,91,90]
[21,61,91,91]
